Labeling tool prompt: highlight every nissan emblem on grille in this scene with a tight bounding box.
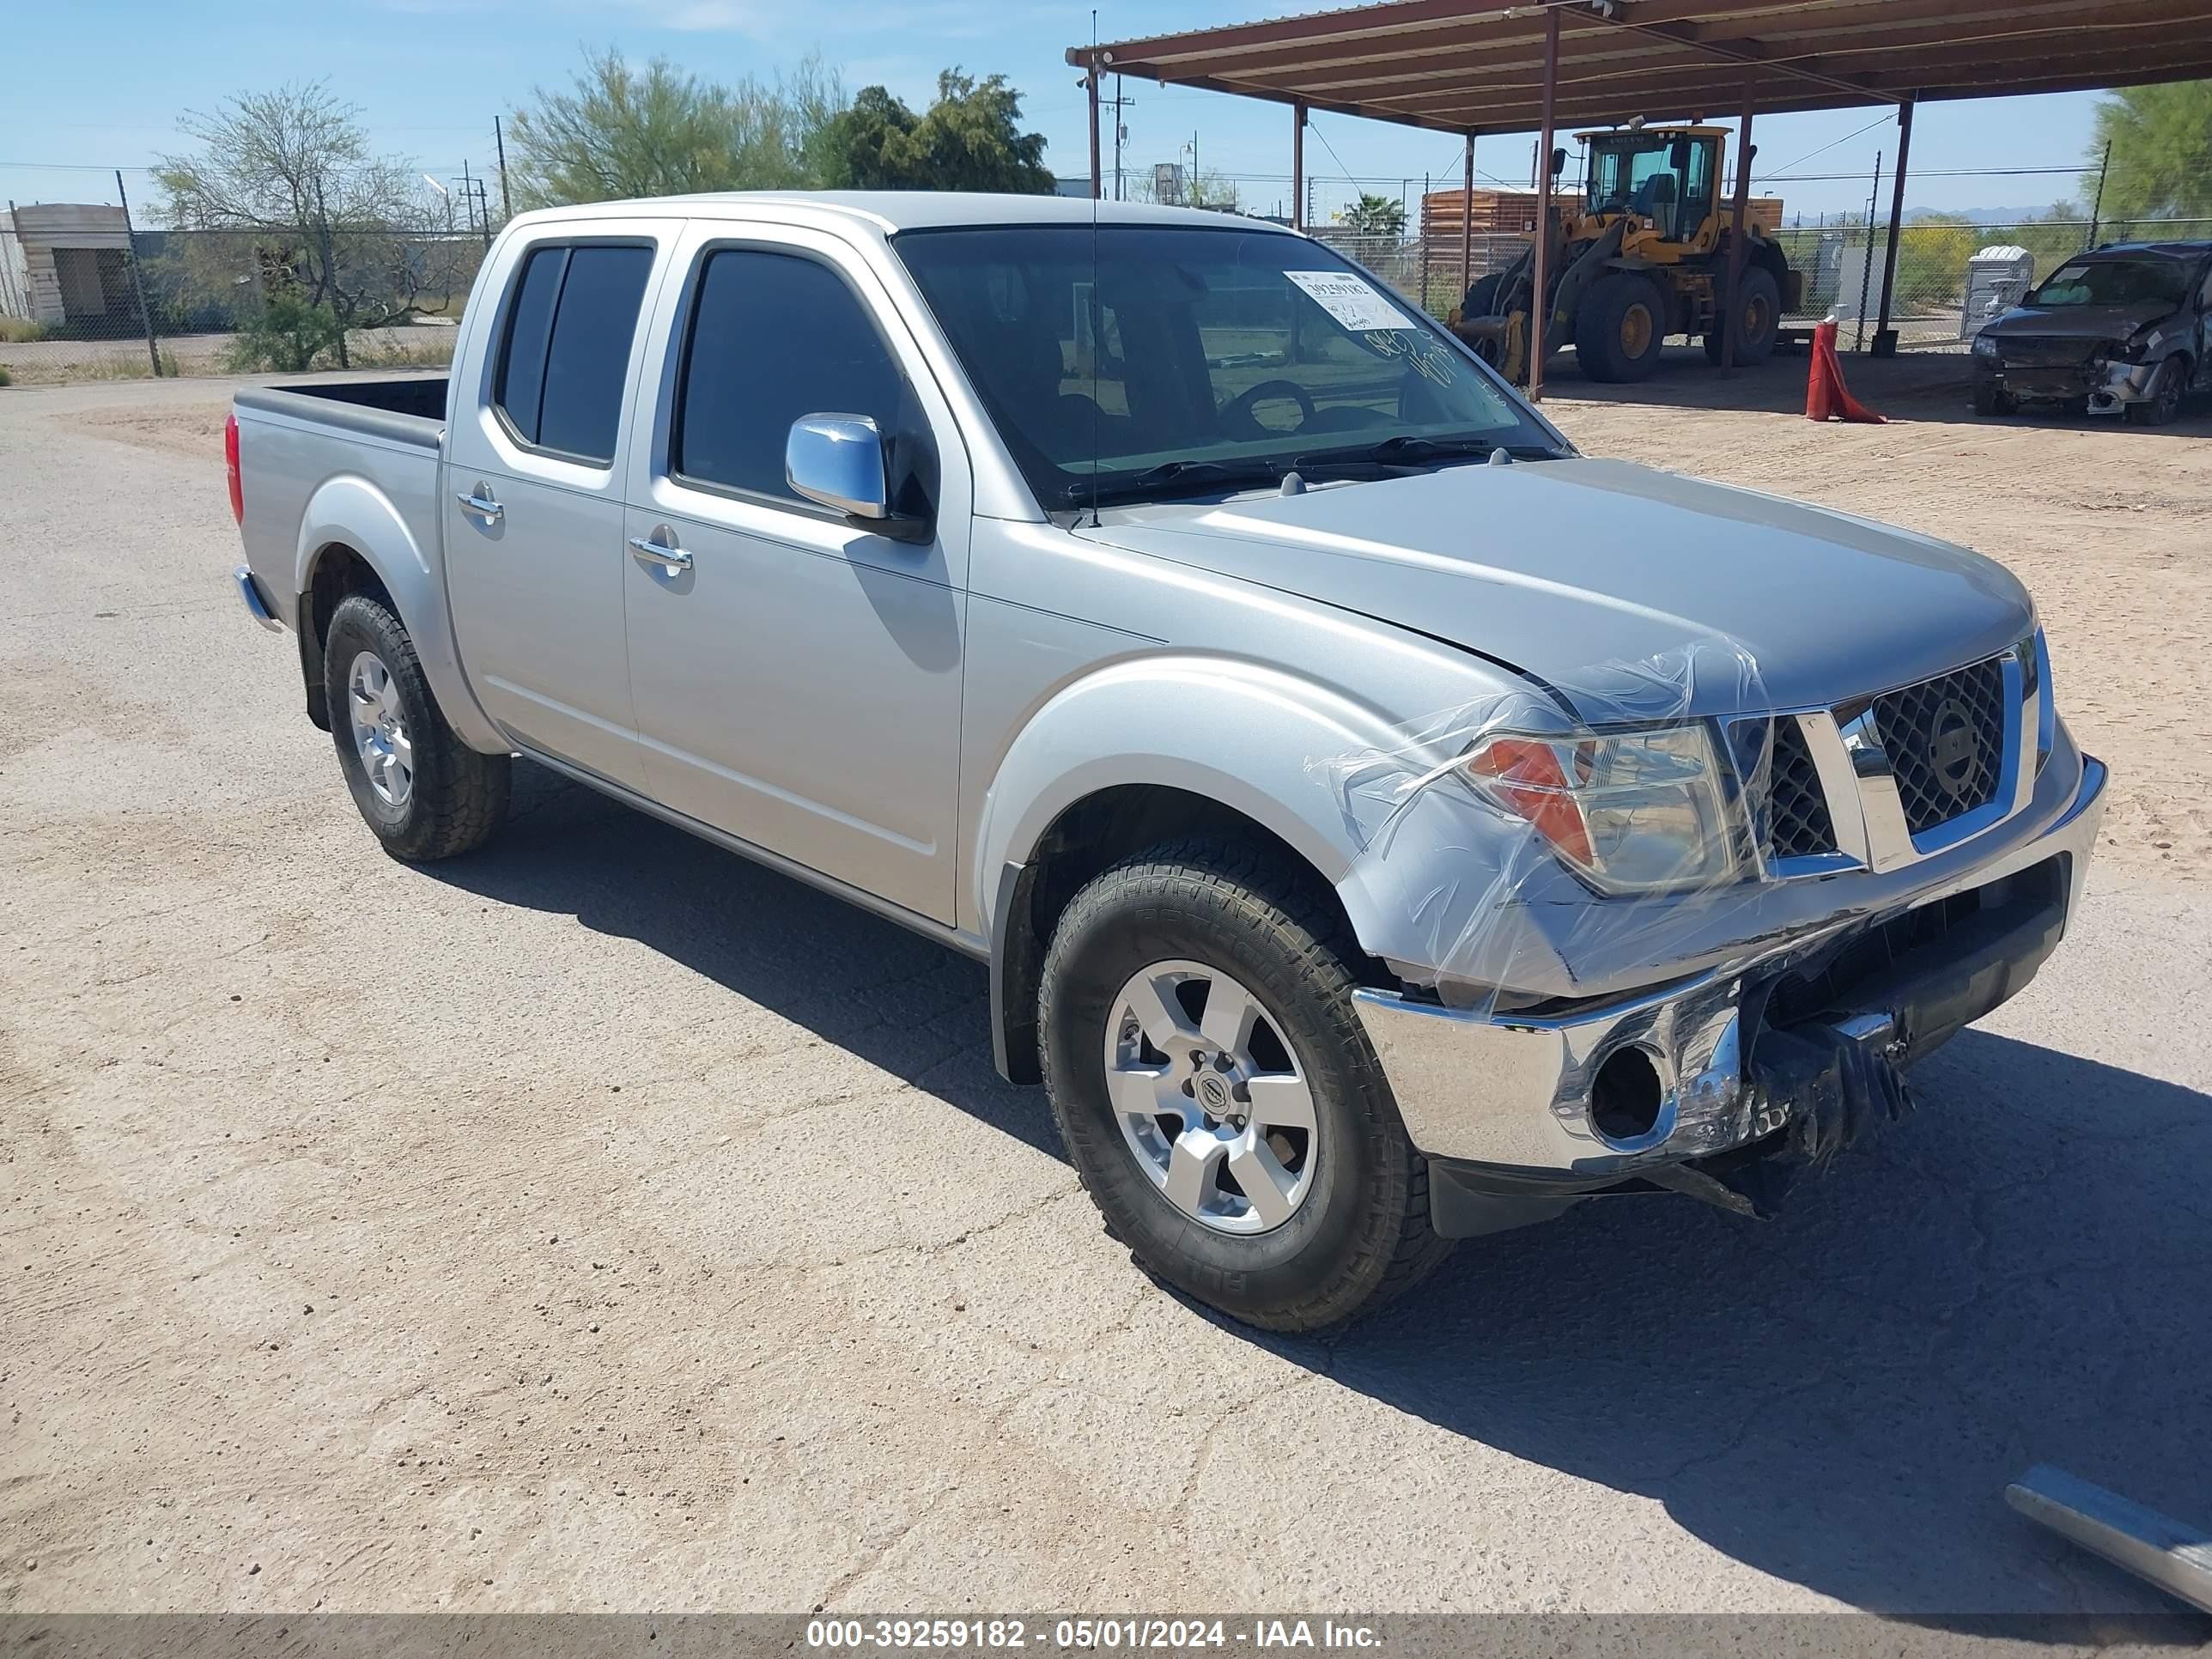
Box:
[1928,698,1978,800]
[1870,656,2008,836]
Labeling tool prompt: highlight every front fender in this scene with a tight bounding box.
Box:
[973,653,1418,949]
[295,475,504,754]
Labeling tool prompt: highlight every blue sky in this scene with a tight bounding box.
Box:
[2,0,2109,227]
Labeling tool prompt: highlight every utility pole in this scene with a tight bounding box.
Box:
[495,116,513,223]
[461,160,477,239]
[1101,76,1135,203]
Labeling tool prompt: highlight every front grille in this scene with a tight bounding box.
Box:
[1996,337,2098,368]
[1765,717,1838,861]
[1868,655,2008,835]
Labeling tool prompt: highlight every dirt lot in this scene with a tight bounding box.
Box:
[3,360,2209,1620]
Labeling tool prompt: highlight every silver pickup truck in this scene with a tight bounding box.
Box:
[229,191,2107,1330]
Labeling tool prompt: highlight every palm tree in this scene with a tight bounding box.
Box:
[1336,192,1407,239]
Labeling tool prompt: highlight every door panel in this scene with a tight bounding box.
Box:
[619,227,973,923]
[623,501,965,917]
[443,230,670,788]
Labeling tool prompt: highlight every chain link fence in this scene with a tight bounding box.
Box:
[1322,216,2212,352]
[0,224,485,386]
[6,204,2208,387]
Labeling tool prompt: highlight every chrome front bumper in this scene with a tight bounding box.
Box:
[1353,750,2108,1178]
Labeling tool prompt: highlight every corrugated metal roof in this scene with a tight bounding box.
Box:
[1070,0,2212,135]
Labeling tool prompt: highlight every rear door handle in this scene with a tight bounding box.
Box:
[457,488,503,521]
[628,535,693,572]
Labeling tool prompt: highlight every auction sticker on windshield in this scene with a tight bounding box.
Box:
[1286,270,1417,331]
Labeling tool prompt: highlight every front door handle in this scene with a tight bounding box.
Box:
[457,487,503,521]
[628,535,693,572]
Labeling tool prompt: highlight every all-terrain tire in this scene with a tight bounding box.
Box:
[1575,271,1668,383]
[1701,265,1783,366]
[324,592,510,861]
[1038,837,1454,1331]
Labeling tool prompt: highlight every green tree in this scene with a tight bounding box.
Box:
[820,70,1051,193]
[1335,193,1407,238]
[507,46,847,207]
[2090,80,2212,223]
[154,82,465,337]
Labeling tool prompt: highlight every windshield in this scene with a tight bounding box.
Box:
[2028,258,2194,310]
[893,223,1560,508]
[1585,136,1711,233]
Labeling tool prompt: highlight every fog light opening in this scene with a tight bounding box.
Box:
[1591,1046,1665,1144]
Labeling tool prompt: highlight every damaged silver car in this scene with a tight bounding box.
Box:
[1971,240,2212,425]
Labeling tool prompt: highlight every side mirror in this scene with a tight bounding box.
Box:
[1549,146,1568,179]
[786,414,896,521]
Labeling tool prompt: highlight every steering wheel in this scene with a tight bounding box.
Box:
[1222,378,1316,436]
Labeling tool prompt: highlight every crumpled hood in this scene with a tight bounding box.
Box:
[1079,457,2033,717]
[1983,300,2172,343]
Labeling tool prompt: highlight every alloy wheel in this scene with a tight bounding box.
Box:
[347,650,414,808]
[1103,959,1318,1235]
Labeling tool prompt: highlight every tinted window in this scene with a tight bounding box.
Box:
[538,246,654,463]
[896,225,1553,508]
[676,249,904,501]
[494,247,564,445]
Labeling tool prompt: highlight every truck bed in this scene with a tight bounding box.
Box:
[234,375,448,450]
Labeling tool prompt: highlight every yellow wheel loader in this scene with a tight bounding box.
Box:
[1452,125,1804,386]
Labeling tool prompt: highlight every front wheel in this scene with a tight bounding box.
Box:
[1038,838,1453,1331]
[325,592,510,861]
[1575,272,1668,383]
[1972,380,2015,417]
[2126,356,2185,426]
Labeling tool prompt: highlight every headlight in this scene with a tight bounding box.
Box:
[1972,334,2000,360]
[2113,334,2149,363]
[1463,724,1739,895]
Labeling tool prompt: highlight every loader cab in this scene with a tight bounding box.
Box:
[1580,126,1723,250]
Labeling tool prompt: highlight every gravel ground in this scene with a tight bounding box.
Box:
[2,363,2208,1619]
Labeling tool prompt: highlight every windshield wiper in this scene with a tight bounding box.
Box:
[1066,458,1287,507]
[1297,434,1571,474]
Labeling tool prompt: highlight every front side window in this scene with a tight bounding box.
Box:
[674,248,906,502]
[894,224,1556,509]
[492,242,654,464]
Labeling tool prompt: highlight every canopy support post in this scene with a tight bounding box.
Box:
[1086,68,1103,200]
[1875,97,1915,356]
[1528,4,1559,404]
[1293,104,1308,229]
[1720,81,1755,374]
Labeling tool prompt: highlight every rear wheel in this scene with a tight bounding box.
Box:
[2126,356,2186,426]
[1701,265,1782,365]
[1038,838,1452,1331]
[1574,272,1668,383]
[325,593,510,861]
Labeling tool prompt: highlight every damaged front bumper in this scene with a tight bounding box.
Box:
[1352,751,2107,1237]
[1979,354,2158,413]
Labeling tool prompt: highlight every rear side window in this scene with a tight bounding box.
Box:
[493,243,654,464]
[674,248,905,501]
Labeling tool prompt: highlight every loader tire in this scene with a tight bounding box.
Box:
[1703,266,1782,366]
[1575,272,1668,383]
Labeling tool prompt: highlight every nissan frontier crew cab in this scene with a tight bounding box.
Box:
[228,193,2108,1331]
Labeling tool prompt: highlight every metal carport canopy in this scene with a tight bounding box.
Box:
[1066,0,2212,137]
